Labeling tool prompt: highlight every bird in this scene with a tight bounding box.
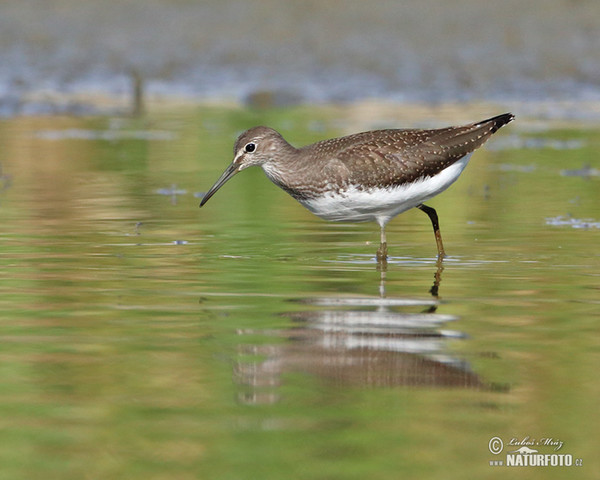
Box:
[200,113,514,261]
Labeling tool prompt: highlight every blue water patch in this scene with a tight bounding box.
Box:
[560,165,600,178]
[546,215,600,229]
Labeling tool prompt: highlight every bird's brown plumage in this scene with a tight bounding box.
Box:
[298,113,514,191]
[260,113,514,200]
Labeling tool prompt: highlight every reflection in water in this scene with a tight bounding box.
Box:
[155,184,188,205]
[235,263,486,405]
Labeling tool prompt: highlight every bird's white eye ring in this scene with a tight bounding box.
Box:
[245,143,256,153]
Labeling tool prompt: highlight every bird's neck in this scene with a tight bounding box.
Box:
[261,147,326,202]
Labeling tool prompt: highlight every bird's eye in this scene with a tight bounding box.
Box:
[244,143,256,153]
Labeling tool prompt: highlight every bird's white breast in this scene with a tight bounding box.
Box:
[298,154,472,226]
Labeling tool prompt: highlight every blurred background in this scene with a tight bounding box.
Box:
[1,0,599,117]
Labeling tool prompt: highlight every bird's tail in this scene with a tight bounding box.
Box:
[430,112,515,154]
[478,112,515,134]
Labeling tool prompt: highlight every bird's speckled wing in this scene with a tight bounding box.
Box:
[305,113,513,189]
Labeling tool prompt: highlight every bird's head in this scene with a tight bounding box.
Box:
[200,126,290,207]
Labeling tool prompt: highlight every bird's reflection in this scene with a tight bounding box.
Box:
[235,261,485,405]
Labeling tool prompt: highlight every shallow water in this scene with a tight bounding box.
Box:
[0,108,599,478]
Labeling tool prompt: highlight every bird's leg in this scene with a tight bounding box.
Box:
[429,257,445,298]
[376,224,388,264]
[417,204,446,259]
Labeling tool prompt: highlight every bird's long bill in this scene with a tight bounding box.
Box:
[199,162,239,207]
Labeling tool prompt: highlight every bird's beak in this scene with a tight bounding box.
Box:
[199,162,240,207]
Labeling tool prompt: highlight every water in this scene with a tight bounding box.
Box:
[0,107,599,478]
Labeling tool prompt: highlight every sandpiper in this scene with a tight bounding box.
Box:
[200,113,514,260]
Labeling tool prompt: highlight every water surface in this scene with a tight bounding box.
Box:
[0,108,598,478]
